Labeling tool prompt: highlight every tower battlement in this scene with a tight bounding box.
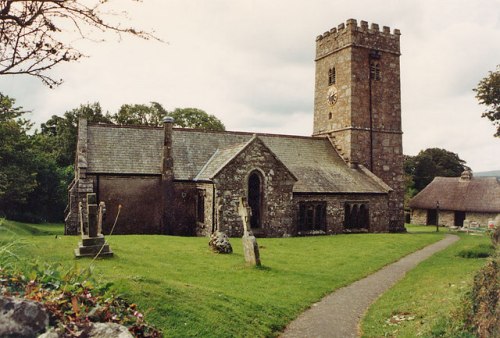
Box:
[313,18,404,231]
[315,19,401,60]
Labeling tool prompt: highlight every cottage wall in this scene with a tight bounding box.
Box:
[411,208,500,228]
[465,212,500,227]
[213,139,296,237]
[293,193,389,234]
[410,209,427,225]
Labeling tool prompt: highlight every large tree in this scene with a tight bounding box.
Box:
[112,102,167,127]
[168,108,225,131]
[474,65,500,137]
[111,104,226,131]
[40,102,112,167]
[0,93,35,211]
[406,148,468,192]
[0,93,68,222]
[0,0,157,87]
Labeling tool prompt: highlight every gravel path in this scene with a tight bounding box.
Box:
[280,234,459,338]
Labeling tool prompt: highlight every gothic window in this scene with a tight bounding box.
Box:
[344,202,369,230]
[196,189,205,223]
[248,171,263,228]
[328,67,336,85]
[298,202,327,231]
[370,62,381,81]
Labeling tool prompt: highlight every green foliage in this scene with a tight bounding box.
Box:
[464,254,499,337]
[0,93,73,222]
[405,148,468,193]
[112,102,167,127]
[474,65,500,137]
[457,244,495,258]
[168,107,226,131]
[0,264,161,337]
[40,102,112,167]
[110,103,226,131]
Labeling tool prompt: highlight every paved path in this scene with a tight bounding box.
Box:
[281,234,459,338]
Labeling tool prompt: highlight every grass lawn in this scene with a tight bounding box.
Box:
[1,219,448,337]
[361,227,494,337]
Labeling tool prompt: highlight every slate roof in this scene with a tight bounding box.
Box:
[85,123,391,194]
[409,176,500,213]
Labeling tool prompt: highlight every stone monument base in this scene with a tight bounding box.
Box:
[74,235,113,258]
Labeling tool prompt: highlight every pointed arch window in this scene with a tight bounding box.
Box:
[248,171,263,229]
[344,202,370,230]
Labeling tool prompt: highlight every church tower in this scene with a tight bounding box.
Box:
[313,19,405,231]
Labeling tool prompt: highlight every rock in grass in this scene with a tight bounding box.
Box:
[0,296,48,338]
[209,231,233,254]
[40,323,133,338]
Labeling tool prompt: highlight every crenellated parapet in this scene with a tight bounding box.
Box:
[316,18,401,60]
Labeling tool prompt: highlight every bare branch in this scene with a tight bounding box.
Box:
[0,0,160,87]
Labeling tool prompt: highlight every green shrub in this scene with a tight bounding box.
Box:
[457,244,495,258]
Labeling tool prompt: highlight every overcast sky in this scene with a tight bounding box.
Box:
[2,0,499,171]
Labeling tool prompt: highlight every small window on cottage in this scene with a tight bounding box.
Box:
[196,189,205,223]
[370,62,381,81]
[328,67,336,85]
[328,112,333,120]
[298,201,327,231]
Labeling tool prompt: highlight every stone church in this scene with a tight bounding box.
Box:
[65,19,405,237]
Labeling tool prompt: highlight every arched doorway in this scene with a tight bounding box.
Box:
[248,171,263,229]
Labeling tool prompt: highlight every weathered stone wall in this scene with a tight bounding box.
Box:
[439,211,455,227]
[195,182,214,237]
[465,212,500,227]
[313,19,405,232]
[292,193,390,234]
[411,209,500,227]
[98,175,163,234]
[64,176,95,235]
[410,209,427,225]
[213,137,296,237]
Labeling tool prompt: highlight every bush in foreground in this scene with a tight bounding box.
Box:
[0,264,161,337]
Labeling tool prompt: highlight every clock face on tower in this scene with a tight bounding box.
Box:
[327,86,338,105]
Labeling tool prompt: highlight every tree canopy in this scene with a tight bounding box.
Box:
[474,65,500,137]
[168,108,226,131]
[0,93,68,222]
[40,103,112,167]
[0,0,157,87]
[404,148,468,194]
[110,104,226,131]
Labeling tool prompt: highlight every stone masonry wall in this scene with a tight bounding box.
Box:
[213,137,296,237]
[313,19,404,231]
[292,193,390,234]
[411,209,500,227]
[195,182,214,237]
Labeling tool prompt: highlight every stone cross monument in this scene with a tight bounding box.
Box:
[238,197,261,266]
[74,193,113,258]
